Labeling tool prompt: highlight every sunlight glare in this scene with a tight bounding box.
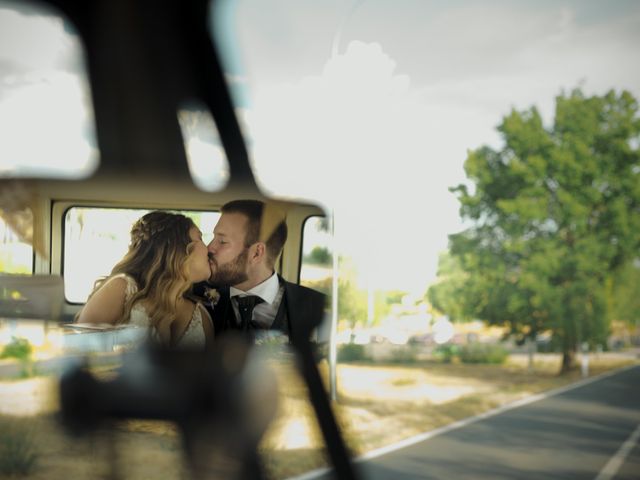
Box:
[0,7,98,178]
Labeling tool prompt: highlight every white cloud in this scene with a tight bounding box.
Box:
[237,2,640,294]
[244,40,458,293]
[0,8,78,77]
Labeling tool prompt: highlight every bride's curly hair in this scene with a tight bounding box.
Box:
[90,211,198,344]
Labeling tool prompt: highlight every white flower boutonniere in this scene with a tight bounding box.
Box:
[203,287,221,309]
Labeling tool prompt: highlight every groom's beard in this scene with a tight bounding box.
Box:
[209,248,249,286]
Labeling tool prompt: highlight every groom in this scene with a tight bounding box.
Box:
[204,199,326,345]
[203,200,356,480]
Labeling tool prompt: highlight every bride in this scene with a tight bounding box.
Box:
[75,211,214,350]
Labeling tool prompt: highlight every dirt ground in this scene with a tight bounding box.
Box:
[0,352,636,479]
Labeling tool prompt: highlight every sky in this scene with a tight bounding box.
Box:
[0,3,97,178]
[217,0,640,294]
[1,0,639,296]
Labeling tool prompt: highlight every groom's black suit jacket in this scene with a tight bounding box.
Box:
[200,275,326,346]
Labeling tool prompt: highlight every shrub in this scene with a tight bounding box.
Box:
[337,343,367,362]
[433,344,459,363]
[388,346,419,364]
[459,343,508,364]
[0,337,35,377]
[0,337,33,361]
[0,417,39,475]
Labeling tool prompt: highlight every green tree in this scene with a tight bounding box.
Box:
[304,246,332,265]
[427,251,471,322]
[606,259,640,330]
[303,276,367,328]
[304,256,400,328]
[437,88,640,372]
[384,290,409,305]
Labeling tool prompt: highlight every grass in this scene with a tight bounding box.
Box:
[390,377,417,387]
[260,352,638,478]
[0,352,636,479]
[0,416,39,476]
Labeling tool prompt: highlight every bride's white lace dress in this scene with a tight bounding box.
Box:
[114,273,209,350]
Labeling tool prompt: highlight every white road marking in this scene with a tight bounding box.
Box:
[594,422,640,480]
[286,364,638,480]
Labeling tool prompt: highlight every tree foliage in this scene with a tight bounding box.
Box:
[304,246,332,265]
[606,259,640,328]
[304,265,400,328]
[429,88,640,372]
[427,251,470,322]
[303,275,368,328]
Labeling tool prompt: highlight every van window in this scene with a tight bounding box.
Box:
[63,207,220,303]
[178,101,230,192]
[299,216,332,291]
[0,215,33,273]
[0,1,98,179]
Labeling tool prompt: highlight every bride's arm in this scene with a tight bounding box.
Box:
[199,303,215,349]
[76,277,128,325]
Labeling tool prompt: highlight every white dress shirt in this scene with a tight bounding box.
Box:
[230,272,282,328]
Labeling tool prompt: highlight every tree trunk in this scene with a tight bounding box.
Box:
[560,349,575,374]
[527,337,536,373]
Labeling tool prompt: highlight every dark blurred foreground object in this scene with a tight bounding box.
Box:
[59,336,277,479]
[34,0,358,476]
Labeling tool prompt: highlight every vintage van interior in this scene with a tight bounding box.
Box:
[0,1,355,479]
[0,0,333,342]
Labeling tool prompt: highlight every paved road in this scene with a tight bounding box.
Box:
[300,365,640,480]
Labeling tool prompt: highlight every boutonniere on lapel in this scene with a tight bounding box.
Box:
[203,287,221,308]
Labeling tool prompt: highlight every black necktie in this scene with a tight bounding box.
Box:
[236,295,264,331]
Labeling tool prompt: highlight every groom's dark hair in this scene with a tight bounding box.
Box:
[221,199,287,267]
